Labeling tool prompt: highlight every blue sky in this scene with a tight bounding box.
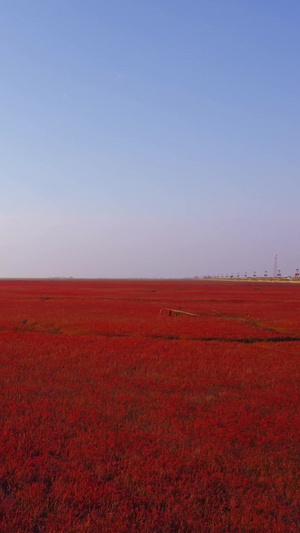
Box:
[1,1,300,277]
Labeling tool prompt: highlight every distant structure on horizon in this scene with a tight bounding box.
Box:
[202,261,300,279]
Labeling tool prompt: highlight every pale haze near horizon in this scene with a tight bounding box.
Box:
[1,1,300,278]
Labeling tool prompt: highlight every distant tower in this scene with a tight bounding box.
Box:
[237,272,240,278]
[295,269,299,278]
[278,269,281,277]
[244,272,247,278]
[274,254,278,277]
[264,270,268,277]
[253,271,256,277]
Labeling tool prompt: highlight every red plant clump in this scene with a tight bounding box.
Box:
[0,280,299,532]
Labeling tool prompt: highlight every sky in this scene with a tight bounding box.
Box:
[1,1,300,278]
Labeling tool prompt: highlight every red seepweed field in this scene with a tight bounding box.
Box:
[0,279,299,532]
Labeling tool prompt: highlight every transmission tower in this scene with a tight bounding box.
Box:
[273,254,278,277]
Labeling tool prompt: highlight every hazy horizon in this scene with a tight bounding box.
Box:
[1,1,300,278]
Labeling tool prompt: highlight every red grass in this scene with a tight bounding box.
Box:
[0,280,299,532]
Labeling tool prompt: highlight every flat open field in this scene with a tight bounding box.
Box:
[0,280,299,532]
